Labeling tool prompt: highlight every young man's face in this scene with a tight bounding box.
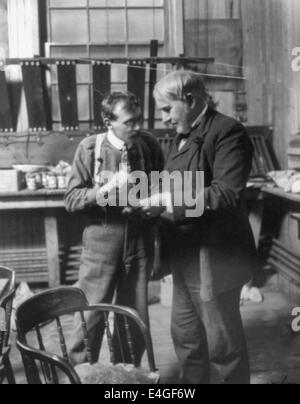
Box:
[156,97,193,135]
[108,102,143,142]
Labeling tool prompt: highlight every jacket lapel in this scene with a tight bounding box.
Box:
[192,106,216,144]
[169,106,216,162]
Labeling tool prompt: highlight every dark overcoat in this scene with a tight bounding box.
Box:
[163,106,257,301]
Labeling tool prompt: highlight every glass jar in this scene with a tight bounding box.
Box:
[46,173,57,189]
[57,175,67,189]
[26,174,37,191]
[41,172,48,188]
[34,173,42,189]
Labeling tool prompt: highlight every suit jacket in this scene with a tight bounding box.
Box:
[163,106,257,301]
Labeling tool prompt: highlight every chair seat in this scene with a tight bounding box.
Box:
[73,363,160,385]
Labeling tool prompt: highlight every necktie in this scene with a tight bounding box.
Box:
[176,133,190,151]
[121,144,136,276]
[124,141,146,172]
[120,144,131,173]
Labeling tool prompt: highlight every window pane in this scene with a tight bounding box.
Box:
[51,86,61,121]
[90,10,108,43]
[90,10,127,44]
[111,65,127,83]
[127,45,149,58]
[76,65,90,84]
[108,9,126,42]
[90,45,126,58]
[111,83,127,93]
[77,85,90,120]
[156,64,168,81]
[50,10,88,43]
[49,46,88,58]
[127,0,163,6]
[106,0,125,6]
[127,9,164,42]
[90,0,125,6]
[154,9,165,40]
[89,0,106,6]
[50,0,87,7]
[90,0,163,7]
[48,0,166,129]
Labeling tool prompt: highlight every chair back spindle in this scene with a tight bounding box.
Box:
[0,266,16,384]
[79,311,93,365]
[55,317,69,362]
[104,312,115,365]
[16,287,159,384]
[124,316,136,366]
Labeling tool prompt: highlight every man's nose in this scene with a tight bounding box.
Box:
[162,111,171,124]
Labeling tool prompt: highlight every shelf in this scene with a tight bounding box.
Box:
[0,189,65,210]
[261,187,300,204]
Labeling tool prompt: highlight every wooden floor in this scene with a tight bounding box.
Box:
[8,285,300,384]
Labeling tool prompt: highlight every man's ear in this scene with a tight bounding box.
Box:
[103,117,112,129]
[185,93,196,109]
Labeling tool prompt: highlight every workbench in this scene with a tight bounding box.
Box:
[258,187,300,302]
[1,185,300,292]
[291,213,300,240]
[0,189,66,288]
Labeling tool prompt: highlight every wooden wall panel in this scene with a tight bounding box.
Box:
[208,0,241,18]
[184,0,300,169]
[289,0,300,137]
[165,0,184,56]
[183,0,243,118]
[7,0,40,133]
[0,133,85,168]
[0,0,9,57]
[0,211,45,250]
[241,0,300,168]
[183,0,241,20]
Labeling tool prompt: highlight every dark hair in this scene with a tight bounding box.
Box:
[101,91,141,122]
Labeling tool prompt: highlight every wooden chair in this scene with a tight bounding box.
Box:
[0,266,16,384]
[16,287,159,384]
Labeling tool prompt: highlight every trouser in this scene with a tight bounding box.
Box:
[69,220,151,366]
[171,254,250,385]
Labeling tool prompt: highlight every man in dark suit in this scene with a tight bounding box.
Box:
[140,71,257,384]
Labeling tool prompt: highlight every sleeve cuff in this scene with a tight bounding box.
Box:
[86,188,98,207]
[163,192,174,214]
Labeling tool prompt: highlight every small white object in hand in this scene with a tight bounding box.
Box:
[241,285,263,303]
[0,307,6,332]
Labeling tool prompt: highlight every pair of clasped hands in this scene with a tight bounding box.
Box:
[96,168,169,220]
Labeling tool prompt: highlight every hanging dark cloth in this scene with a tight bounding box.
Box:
[127,61,146,118]
[57,61,79,131]
[21,61,49,131]
[0,71,13,132]
[92,62,111,131]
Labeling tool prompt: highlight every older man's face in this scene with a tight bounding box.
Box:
[156,97,193,135]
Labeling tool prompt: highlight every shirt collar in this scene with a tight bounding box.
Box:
[107,129,125,151]
[191,104,208,130]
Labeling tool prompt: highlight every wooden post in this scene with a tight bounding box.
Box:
[148,40,158,129]
[44,209,60,287]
